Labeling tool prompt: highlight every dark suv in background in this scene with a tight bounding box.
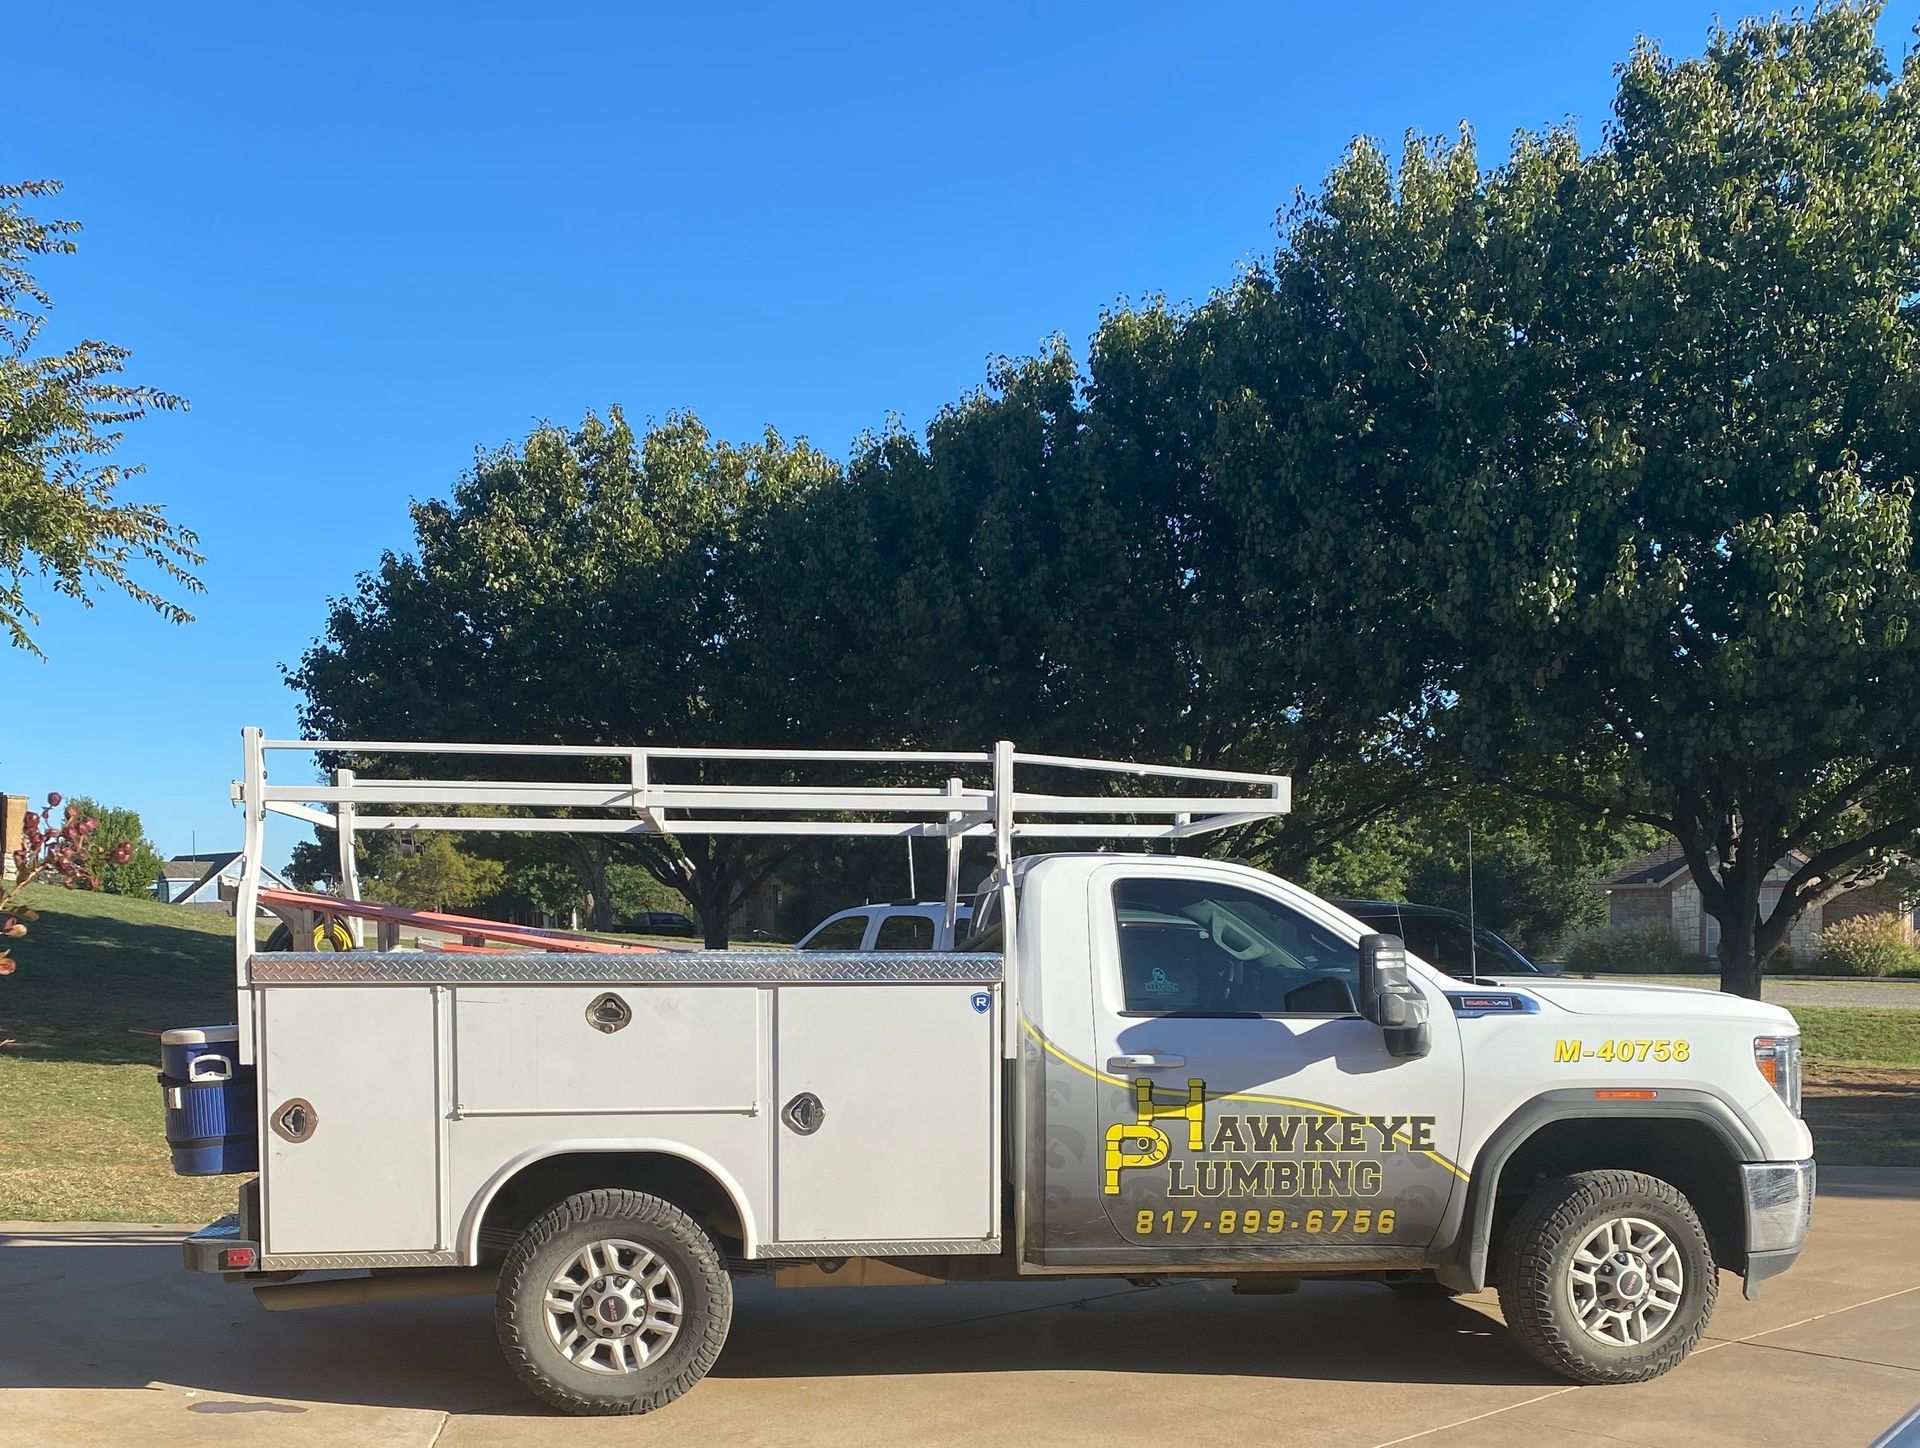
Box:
[1331,900,1555,978]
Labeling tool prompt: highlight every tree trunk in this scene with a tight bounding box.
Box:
[1708,855,1766,999]
[565,839,615,933]
[628,836,791,952]
[680,840,736,950]
[1716,928,1763,999]
[687,870,734,950]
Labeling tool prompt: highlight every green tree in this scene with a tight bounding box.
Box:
[1397,802,1663,956]
[290,410,842,946]
[366,835,505,913]
[605,864,692,922]
[0,180,200,654]
[1302,797,1659,955]
[741,337,1441,878]
[285,836,337,892]
[62,795,164,897]
[1222,5,1920,995]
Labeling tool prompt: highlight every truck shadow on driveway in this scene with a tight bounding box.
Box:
[710,1277,1558,1391]
[0,1236,1561,1414]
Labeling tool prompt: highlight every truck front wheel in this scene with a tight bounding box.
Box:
[495,1188,733,1415]
[1495,1169,1717,1385]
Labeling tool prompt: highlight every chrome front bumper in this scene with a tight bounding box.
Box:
[1741,1158,1815,1298]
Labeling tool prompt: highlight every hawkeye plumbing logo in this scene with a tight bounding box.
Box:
[1101,1076,1438,1198]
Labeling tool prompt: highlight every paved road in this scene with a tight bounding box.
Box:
[3,1171,1918,1447]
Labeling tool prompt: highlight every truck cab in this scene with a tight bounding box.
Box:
[1002,854,1810,1299]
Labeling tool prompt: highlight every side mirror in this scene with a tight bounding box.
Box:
[1357,933,1431,1060]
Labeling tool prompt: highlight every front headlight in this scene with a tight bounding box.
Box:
[1754,1035,1802,1117]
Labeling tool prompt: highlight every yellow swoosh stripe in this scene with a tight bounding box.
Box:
[1023,1019,1470,1183]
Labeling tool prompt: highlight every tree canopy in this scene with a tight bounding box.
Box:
[62,795,164,898]
[293,6,1920,988]
[289,410,841,945]
[0,180,200,655]
[1233,5,1920,992]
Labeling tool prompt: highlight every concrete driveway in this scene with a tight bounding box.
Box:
[2,1170,1916,1448]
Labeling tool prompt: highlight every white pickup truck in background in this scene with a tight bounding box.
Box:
[170,734,1814,1417]
[797,900,972,951]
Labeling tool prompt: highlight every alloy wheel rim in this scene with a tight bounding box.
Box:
[1566,1214,1685,1347]
[542,1238,684,1374]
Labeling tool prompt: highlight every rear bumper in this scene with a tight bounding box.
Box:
[182,1214,260,1274]
[1741,1158,1815,1298]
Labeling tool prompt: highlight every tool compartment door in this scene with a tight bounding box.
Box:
[773,983,996,1244]
[260,985,441,1255]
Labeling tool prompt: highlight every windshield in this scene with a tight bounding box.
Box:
[1397,914,1534,977]
[1343,904,1538,977]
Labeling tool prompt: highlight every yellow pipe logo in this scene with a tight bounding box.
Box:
[1103,1076,1205,1193]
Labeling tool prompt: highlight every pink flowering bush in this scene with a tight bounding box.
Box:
[0,792,128,975]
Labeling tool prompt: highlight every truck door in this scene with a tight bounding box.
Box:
[1080,863,1465,1266]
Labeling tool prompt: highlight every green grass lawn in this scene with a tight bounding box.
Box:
[0,882,252,1064]
[1795,1006,1920,1068]
[0,884,257,1221]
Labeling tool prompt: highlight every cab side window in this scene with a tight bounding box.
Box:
[802,914,868,950]
[874,914,935,950]
[1112,876,1359,1016]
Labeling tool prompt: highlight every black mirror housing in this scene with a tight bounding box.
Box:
[1358,933,1431,1059]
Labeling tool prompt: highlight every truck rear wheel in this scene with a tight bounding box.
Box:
[495,1188,732,1415]
[1496,1169,1716,1385]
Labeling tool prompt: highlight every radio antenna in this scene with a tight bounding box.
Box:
[1466,823,1478,977]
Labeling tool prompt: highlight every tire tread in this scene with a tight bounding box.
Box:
[1495,1168,1716,1385]
[495,1187,732,1416]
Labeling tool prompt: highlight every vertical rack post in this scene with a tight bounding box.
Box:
[941,776,964,945]
[335,767,364,947]
[992,740,1018,1057]
[234,727,267,1063]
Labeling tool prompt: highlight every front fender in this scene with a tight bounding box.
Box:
[1429,1088,1763,1292]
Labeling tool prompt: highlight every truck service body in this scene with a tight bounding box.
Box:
[174,732,1814,1415]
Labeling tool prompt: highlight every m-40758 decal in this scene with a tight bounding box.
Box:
[1554,1038,1691,1064]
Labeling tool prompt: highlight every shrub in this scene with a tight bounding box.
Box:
[1816,916,1920,978]
[0,792,119,977]
[1563,922,1692,975]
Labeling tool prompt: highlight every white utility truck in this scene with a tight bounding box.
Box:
[171,731,1814,1416]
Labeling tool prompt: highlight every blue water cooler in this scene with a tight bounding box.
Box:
[159,1026,259,1175]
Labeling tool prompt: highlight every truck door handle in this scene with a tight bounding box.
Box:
[1107,1053,1185,1071]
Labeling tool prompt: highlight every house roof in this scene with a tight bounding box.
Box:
[159,851,239,879]
[1604,843,1689,889]
[171,855,291,901]
[1603,842,1812,890]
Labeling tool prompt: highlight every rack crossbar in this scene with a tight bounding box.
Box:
[228,730,1291,1066]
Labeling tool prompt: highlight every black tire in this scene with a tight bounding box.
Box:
[1495,1169,1717,1384]
[496,1188,733,1416]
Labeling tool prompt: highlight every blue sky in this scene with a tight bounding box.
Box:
[6,1,1914,867]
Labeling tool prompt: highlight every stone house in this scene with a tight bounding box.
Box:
[0,795,24,880]
[1603,842,1916,959]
